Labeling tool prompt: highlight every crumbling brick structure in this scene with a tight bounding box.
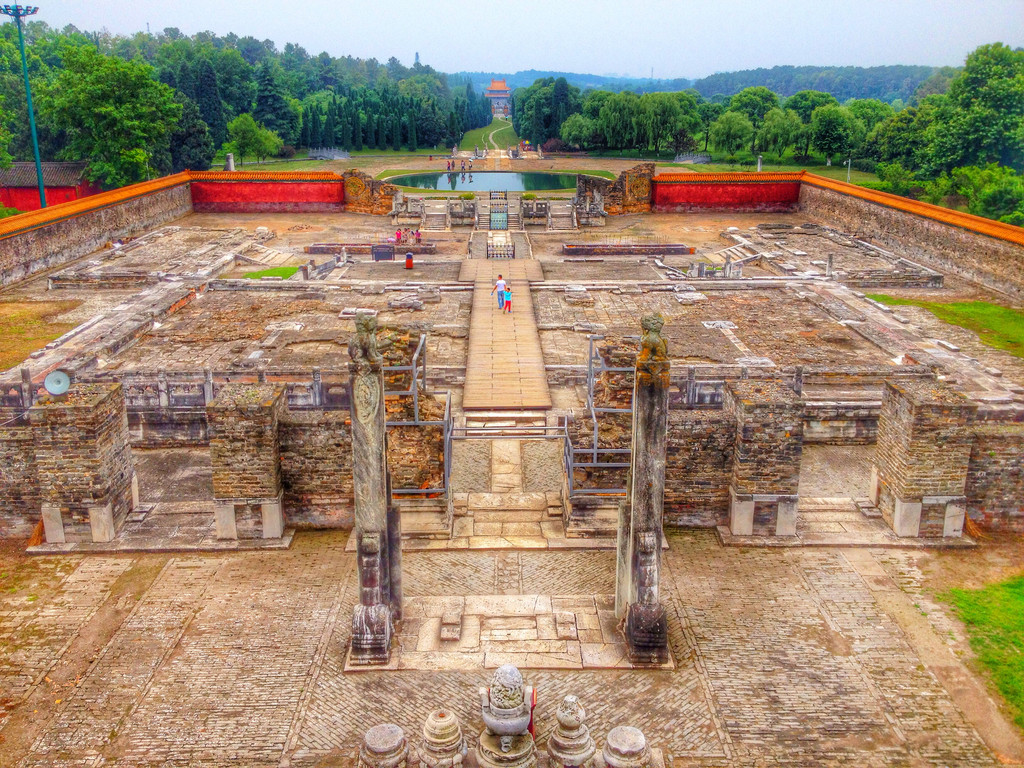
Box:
[207,383,286,539]
[870,379,977,538]
[724,380,804,537]
[28,383,136,543]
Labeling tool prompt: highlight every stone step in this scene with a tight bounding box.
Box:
[565,497,620,539]
[467,492,549,511]
[400,510,451,539]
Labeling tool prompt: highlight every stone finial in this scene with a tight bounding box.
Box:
[636,314,668,386]
[547,695,596,768]
[359,723,409,768]
[602,726,651,768]
[349,311,388,373]
[419,709,466,768]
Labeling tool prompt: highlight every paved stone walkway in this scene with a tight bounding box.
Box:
[2,533,1010,767]
[461,260,551,411]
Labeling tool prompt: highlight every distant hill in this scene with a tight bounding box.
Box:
[452,64,945,104]
[690,65,940,102]
[450,70,692,94]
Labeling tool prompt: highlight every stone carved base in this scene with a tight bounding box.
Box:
[419,708,466,768]
[350,602,393,665]
[476,731,536,768]
[359,723,408,768]
[729,488,798,537]
[624,603,669,666]
[214,493,284,540]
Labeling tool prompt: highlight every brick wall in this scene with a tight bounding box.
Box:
[664,409,734,527]
[724,380,804,496]
[279,410,353,528]
[207,383,285,500]
[0,180,192,287]
[653,177,801,212]
[799,183,1024,298]
[966,421,1024,531]
[27,383,134,541]
[0,419,40,537]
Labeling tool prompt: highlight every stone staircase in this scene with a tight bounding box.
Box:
[565,496,620,538]
[548,201,577,231]
[476,200,490,230]
[421,200,449,231]
[395,497,451,540]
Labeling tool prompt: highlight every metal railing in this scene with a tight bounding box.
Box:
[383,334,429,423]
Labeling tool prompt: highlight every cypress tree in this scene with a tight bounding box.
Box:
[254,61,293,141]
[354,112,364,151]
[195,59,227,146]
[391,114,401,150]
[176,61,197,102]
[407,111,418,151]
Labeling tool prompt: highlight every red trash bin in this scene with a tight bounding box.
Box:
[405,252,414,269]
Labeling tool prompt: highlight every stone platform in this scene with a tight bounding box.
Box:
[716,497,978,549]
[343,593,675,672]
[27,501,295,554]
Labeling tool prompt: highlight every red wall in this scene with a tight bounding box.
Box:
[0,185,96,212]
[190,181,345,212]
[652,181,801,211]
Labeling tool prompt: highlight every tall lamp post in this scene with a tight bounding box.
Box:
[1,4,46,208]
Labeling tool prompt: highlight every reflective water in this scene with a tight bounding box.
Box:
[387,171,578,191]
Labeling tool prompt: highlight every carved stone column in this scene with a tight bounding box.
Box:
[348,312,399,664]
[615,314,670,666]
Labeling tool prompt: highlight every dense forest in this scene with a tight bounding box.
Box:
[509,44,1024,226]
[461,64,949,103]
[0,23,492,188]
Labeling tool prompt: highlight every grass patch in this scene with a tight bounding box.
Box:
[242,267,299,280]
[866,296,1024,358]
[460,118,520,150]
[563,169,616,180]
[0,300,82,371]
[943,576,1024,730]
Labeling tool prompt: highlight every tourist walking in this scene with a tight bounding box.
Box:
[491,274,507,309]
[503,284,512,313]
[414,229,421,245]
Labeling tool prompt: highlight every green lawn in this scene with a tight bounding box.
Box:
[242,266,299,279]
[943,576,1024,730]
[866,296,1024,358]
[459,118,520,151]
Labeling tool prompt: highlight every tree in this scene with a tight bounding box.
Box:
[710,111,753,156]
[811,105,865,164]
[195,58,227,146]
[0,96,12,169]
[167,95,214,172]
[760,108,801,158]
[598,91,640,151]
[254,125,283,162]
[727,86,778,151]
[46,46,181,188]
[560,113,596,149]
[846,98,894,132]
[696,102,725,151]
[254,60,293,141]
[785,90,838,124]
[227,112,261,165]
[638,92,682,153]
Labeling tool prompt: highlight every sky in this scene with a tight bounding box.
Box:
[25,0,1024,78]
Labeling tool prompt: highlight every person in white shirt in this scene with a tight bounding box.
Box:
[491,275,507,309]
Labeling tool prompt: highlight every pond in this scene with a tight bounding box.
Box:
[387,171,578,192]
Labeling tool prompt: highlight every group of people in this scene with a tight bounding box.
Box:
[446,159,473,172]
[490,274,513,314]
[392,228,421,245]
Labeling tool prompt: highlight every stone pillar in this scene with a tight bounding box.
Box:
[206,383,286,540]
[615,313,670,666]
[723,380,803,537]
[871,379,976,537]
[359,724,408,768]
[348,312,398,665]
[29,383,135,544]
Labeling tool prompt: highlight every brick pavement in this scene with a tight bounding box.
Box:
[0,532,1006,767]
[461,260,551,410]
